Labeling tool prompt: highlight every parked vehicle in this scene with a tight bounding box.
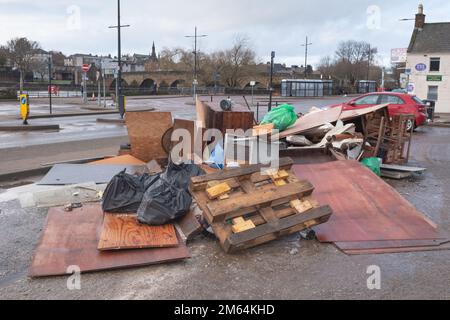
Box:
[329,92,427,130]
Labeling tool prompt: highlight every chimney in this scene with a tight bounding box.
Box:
[415,4,426,29]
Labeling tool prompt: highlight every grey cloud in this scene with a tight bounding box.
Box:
[1,0,449,67]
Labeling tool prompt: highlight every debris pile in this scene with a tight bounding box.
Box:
[11,98,447,278]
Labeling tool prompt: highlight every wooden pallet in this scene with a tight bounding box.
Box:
[190,158,333,253]
[380,114,414,164]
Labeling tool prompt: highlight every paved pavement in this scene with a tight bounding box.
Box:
[0,125,449,300]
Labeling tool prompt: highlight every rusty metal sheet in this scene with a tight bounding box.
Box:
[334,239,446,251]
[343,240,450,255]
[29,205,190,278]
[125,111,173,163]
[293,161,442,243]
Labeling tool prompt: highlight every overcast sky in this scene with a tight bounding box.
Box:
[1,0,449,67]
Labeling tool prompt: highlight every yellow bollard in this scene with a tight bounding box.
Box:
[20,94,30,125]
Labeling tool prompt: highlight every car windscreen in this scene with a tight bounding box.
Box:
[412,96,425,105]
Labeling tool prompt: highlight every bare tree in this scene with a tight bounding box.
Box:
[32,59,48,82]
[317,40,379,89]
[213,36,256,88]
[0,46,8,66]
[7,37,41,93]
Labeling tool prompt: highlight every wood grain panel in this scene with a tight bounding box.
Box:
[98,214,179,251]
[125,111,173,162]
[29,205,189,278]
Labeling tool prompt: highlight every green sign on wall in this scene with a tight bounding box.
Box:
[427,75,443,82]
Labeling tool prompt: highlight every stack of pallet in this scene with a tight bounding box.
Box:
[382,114,414,164]
[189,158,333,253]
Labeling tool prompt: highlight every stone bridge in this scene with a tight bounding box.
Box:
[107,70,286,91]
[106,71,191,91]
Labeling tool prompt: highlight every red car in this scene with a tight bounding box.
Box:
[330,92,427,130]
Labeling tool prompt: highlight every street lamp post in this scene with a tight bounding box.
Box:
[109,0,130,116]
[301,36,313,79]
[48,54,52,115]
[268,51,275,112]
[185,27,208,100]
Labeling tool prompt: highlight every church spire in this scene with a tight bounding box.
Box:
[151,41,157,60]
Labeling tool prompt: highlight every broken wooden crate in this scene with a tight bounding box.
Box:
[189,158,333,253]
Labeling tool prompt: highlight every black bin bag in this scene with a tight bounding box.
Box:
[137,161,205,226]
[102,170,159,213]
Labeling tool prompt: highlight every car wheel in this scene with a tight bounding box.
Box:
[406,119,415,132]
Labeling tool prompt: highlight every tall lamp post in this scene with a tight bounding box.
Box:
[268,51,275,112]
[301,36,313,79]
[109,0,130,116]
[185,27,208,100]
[48,54,53,115]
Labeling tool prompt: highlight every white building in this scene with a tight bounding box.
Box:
[406,4,450,113]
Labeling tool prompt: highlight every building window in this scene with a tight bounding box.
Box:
[430,57,440,72]
[427,86,439,101]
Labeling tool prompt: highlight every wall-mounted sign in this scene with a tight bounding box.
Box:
[391,48,407,64]
[415,63,427,72]
[407,83,415,94]
[427,75,442,82]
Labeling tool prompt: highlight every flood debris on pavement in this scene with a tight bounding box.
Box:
[16,102,446,279]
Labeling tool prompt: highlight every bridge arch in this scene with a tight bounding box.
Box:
[109,78,128,91]
[170,79,186,88]
[140,78,156,89]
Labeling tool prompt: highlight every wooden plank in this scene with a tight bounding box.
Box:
[232,218,256,233]
[253,124,274,136]
[29,205,190,278]
[98,214,179,251]
[125,111,173,162]
[290,199,314,214]
[191,157,294,188]
[206,183,231,200]
[90,155,146,165]
[207,181,315,221]
[224,206,333,253]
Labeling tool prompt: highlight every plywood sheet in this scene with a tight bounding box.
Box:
[98,214,178,251]
[125,111,173,162]
[274,106,343,140]
[274,104,389,140]
[91,155,146,165]
[293,161,442,243]
[38,164,146,185]
[29,205,190,278]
